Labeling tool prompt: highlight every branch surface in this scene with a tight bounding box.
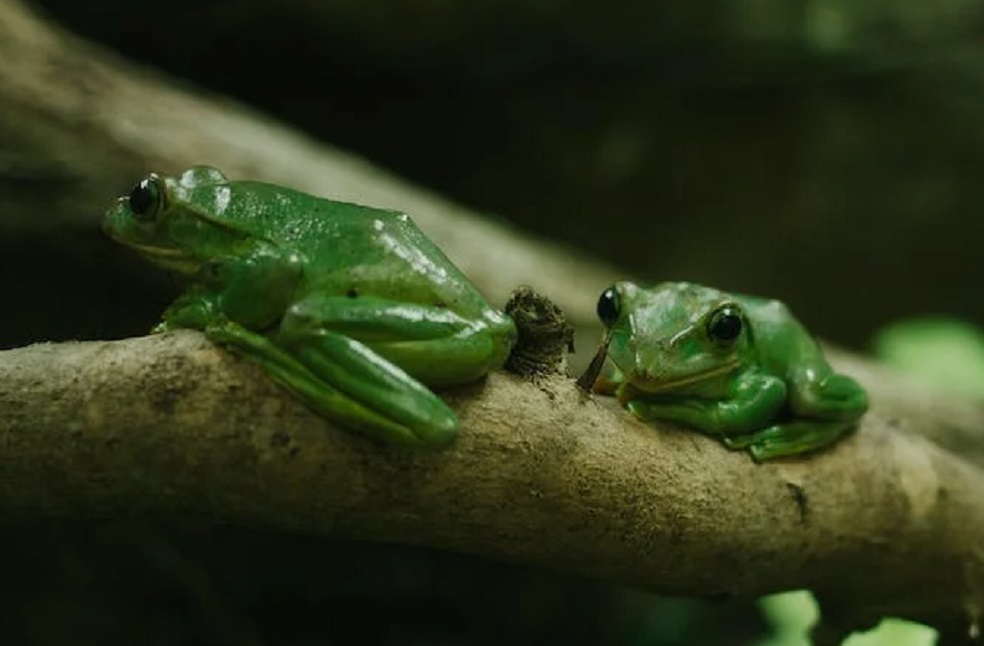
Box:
[2,333,983,641]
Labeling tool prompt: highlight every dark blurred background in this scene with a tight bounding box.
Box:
[3,523,767,645]
[6,0,983,643]
[32,0,984,347]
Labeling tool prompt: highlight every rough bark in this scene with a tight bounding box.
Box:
[1,0,983,642]
[2,333,983,642]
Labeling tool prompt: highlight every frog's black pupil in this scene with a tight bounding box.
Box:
[128,179,158,219]
[597,287,621,327]
[709,308,742,342]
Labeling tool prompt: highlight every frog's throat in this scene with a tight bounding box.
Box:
[631,359,741,394]
[122,242,203,274]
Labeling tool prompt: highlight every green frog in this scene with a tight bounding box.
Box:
[104,166,516,445]
[579,281,868,461]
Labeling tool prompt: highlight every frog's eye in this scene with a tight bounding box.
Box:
[128,175,163,221]
[596,286,621,327]
[707,306,743,343]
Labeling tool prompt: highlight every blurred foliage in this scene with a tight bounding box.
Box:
[843,619,937,646]
[873,317,984,400]
[758,590,817,646]
[757,591,937,646]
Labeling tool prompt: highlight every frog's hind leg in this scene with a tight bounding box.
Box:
[271,294,518,446]
[281,330,461,445]
[205,321,454,445]
[722,419,858,462]
[280,295,517,387]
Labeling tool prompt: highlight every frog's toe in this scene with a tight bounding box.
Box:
[821,374,867,402]
[744,420,857,462]
[301,375,461,447]
[399,405,459,446]
[721,432,758,450]
[624,400,650,421]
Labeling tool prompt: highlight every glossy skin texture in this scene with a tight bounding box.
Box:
[104,167,516,445]
[589,282,868,461]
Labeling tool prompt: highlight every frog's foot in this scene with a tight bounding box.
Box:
[155,291,218,333]
[206,321,458,446]
[791,373,869,420]
[722,420,859,462]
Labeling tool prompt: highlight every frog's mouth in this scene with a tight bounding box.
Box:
[120,241,203,274]
[624,360,741,396]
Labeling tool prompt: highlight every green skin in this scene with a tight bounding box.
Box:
[591,282,868,461]
[103,166,516,445]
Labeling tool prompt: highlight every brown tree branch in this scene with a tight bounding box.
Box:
[1,333,982,643]
[1,0,983,642]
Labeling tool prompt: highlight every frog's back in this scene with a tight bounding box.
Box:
[735,293,827,376]
[230,182,491,313]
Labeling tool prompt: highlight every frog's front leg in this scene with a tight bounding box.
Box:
[270,295,515,445]
[207,245,303,328]
[624,373,787,436]
[153,287,216,332]
[155,245,302,333]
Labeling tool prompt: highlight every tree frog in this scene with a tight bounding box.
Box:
[579,282,868,461]
[103,166,516,445]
